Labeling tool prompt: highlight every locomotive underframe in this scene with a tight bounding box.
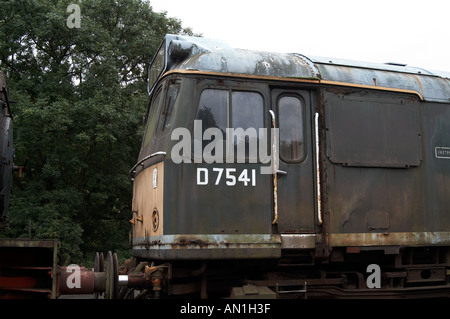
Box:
[125,244,450,299]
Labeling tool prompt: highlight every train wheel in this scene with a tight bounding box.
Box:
[94,252,105,272]
[94,252,105,299]
[105,251,118,299]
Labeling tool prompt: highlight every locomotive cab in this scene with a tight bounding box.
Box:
[129,35,320,261]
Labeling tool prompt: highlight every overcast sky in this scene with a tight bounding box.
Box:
[149,0,450,72]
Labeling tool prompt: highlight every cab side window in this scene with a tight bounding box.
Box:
[196,89,264,162]
[197,89,228,134]
[143,86,163,147]
[231,91,264,161]
[157,81,181,134]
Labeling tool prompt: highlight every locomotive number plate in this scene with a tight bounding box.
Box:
[435,147,450,159]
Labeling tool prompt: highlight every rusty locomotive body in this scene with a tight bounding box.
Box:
[126,34,450,298]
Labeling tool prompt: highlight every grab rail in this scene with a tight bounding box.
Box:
[129,151,166,180]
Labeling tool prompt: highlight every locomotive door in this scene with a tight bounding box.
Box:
[271,89,315,233]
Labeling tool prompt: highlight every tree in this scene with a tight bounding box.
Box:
[0,0,195,264]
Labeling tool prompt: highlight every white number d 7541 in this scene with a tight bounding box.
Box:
[197,168,256,186]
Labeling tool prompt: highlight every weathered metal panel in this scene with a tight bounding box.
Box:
[324,87,450,244]
[164,161,273,235]
[313,57,450,103]
[280,234,315,249]
[325,89,422,167]
[154,35,450,103]
[132,234,281,260]
[329,232,450,247]
[161,34,319,79]
[131,161,164,240]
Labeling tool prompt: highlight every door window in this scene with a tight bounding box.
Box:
[278,95,305,162]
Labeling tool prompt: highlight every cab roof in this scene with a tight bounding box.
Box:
[150,34,450,102]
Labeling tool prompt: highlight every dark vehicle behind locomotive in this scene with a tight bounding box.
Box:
[0,71,13,219]
[2,34,450,299]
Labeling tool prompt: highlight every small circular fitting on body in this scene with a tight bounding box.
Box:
[152,208,159,232]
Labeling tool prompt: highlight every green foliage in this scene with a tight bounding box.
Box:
[0,0,195,264]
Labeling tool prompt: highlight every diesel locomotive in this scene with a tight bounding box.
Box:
[2,34,450,299]
[125,34,450,298]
